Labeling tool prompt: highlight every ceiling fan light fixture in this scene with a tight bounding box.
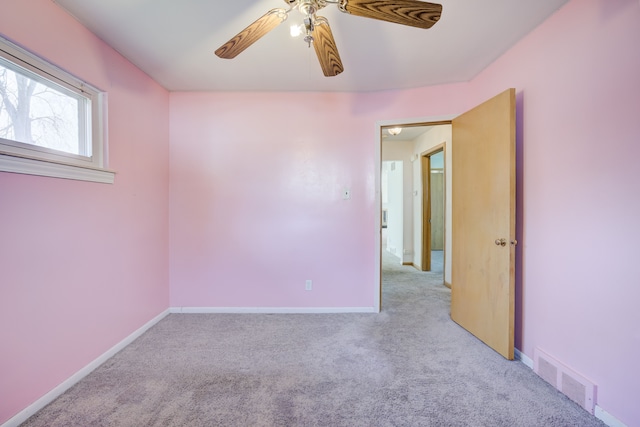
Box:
[290,24,304,37]
[388,127,402,136]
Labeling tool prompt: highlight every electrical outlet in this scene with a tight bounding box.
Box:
[305,280,312,291]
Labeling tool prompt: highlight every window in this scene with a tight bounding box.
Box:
[0,35,113,183]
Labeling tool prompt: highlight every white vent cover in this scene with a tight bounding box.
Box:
[533,348,597,414]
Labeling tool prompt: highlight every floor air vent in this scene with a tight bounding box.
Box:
[533,348,597,414]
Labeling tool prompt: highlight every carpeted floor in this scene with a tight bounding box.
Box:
[21,248,605,426]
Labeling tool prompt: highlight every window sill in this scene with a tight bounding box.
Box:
[0,153,115,184]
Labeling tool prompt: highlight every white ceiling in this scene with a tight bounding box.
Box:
[382,125,433,142]
[52,0,568,92]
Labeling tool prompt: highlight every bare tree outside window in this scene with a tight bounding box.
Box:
[0,62,84,156]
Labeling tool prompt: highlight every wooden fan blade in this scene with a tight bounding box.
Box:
[215,8,288,59]
[342,0,442,29]
[312,17,344,77]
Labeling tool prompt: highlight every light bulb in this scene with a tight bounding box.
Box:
[290,24,303,38]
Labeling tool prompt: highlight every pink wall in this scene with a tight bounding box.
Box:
[169,88,468,309]
[465,1,640,424]
[0,1,170,424]
[2,0,637,425]
[170,1,640,424]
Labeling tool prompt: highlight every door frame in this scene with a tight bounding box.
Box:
[375,116,455,312]
[420,144,445,274]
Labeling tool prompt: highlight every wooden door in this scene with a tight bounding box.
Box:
[421,155,432,271]
[430,169,444,250]
[451,89,516,360]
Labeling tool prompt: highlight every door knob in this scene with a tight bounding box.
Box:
[495,238,507,246]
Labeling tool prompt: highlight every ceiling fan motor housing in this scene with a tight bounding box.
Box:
[284,0,329,16]
[299,0,316,16]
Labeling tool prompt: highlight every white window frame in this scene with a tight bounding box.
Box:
[0,35,114,184]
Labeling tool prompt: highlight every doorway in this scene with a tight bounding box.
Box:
[381,160,404,261]
[378,122,452,309]
[376,90,516,359]
[421,147,445,279]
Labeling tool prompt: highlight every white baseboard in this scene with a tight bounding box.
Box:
[170,306,377,314]
[514,348,626,427]
[514,348,534,369]
[6,314,626,427]
[595,406,628,427]
[2,309,170,427]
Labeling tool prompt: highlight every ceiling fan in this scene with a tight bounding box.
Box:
[215,0,442,77]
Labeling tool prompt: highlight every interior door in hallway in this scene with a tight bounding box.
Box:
[451,89,516,360]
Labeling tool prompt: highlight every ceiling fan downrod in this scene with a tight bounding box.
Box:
[303,17,314,47]
[296,0,322,48]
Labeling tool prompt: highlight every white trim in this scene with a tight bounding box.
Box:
[0,154,115,184]
[595,405,628,427]
[0,34,107,175]
[376,115,457,129]
[170,307,377,314]
[374,114,457,312]
[1,311,627,427]
[1,309,169,427]
[374,120,382,312]
[514,348,626,427]
[0,34,89,94]
[514,348,534,369]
